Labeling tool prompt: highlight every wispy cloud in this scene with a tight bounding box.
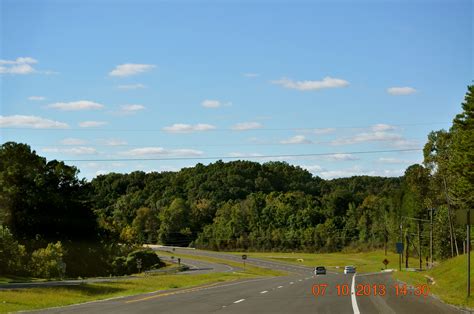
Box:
[0,115,68,129]
[243,73,259,78]
[202,99,220,108]
[109,63,155,77]
[42,146,97,155]
[313,128,336,135]
[280,135,312,144]
[303,165,404,179]
[371,124,396,132]
[326,153,358,161]
[387,86,417,95]
[47,100,104,111]
[163,123,216,133]
[60,138,88,145]
[79,121,108,128]
[117,83,146,90]
[201,99,232,108]
[122,147,203,157]
[28,96,46,101]
[378,157,416,164]
[97,138,128,146]
[271,76,349,91]
[231,122,263,131]
[0,57,55,75]
[0,57,37,74]
[119,104,146,114]
[331,131,403,145]
[228,152,264,158]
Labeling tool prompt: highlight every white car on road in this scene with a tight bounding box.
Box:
[344,265,356,274]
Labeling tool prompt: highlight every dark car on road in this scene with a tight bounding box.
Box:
[314,266,326,275]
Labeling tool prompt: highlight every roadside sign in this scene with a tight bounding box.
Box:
[455,210,474,225]
[242,254,247,260]
[396,242,404,254]
[383,259,389,266]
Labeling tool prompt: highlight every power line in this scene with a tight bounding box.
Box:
[61,148,422,162]
[0,122,449,132]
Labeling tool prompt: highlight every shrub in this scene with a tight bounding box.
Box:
[0,226,26,275]
[29,241,66,279]
[125,249,163,273]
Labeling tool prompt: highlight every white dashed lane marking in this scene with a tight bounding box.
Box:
[260,290,268,294]
[277,286,284,288]
[234,299,245,304]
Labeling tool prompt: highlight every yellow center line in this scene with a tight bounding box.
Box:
[125,282,222,304]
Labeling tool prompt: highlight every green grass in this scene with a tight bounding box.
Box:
[157,250,286,277]
[228,250,405,273]
[392,254,474,310]
[0,271,258,313]
[0,252,283,313]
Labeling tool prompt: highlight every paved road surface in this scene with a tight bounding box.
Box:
[31,248,464,313]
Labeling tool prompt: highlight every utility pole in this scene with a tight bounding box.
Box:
[430,208,434,268]
[405,234,409,268]
[418,222,422,270]
[468,208,471,297]
[400,222,404,264]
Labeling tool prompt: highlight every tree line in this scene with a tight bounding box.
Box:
[1,85,472,278]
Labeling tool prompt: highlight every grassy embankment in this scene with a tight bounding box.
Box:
[229,250,474,309]
[0,253,283,313]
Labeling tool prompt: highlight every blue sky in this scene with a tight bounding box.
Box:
[1,0,472,180]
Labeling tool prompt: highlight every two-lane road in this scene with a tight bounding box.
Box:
[33,248,463,313]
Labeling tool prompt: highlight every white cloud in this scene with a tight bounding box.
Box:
[120,104,146,114]
[47,100,104,111]
[313,128,336,135]
[201,99,231,108]
[280,135,312,144]
[387,86,417,95]
[301,165,324,172]
[232,122,263,131]
[0,57,55,75]
[42,146,97,155]
[28,96,46,101]
[163,123,216,133]
[79,121,108,128]
[0,115,68,129]
[271,76,349,91]
[371,124,396,132]
[98,138,128,146]
[378,157,417,164]
[228,152,264,158]
[60,138,87,145]
[326,153,358,161]
[243,73,259,77]
[109,63,155,77]
[0,57,38,65]
[201,99,221,108]
[331,131,403,145]
[122,147,203,157]
[0,57,37,74]
[117,83,146,90]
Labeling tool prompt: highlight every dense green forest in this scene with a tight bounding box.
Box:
[1,86,473,278]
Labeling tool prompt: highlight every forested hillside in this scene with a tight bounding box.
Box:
[0,85,472,278]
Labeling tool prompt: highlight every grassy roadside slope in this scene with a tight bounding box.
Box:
[394,254,474,309]
[0,254,282,313]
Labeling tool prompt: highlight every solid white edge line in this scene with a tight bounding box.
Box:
[351,274,361,314]
[234,299,245,303]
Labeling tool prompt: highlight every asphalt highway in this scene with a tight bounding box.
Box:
[32,248,464,314]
